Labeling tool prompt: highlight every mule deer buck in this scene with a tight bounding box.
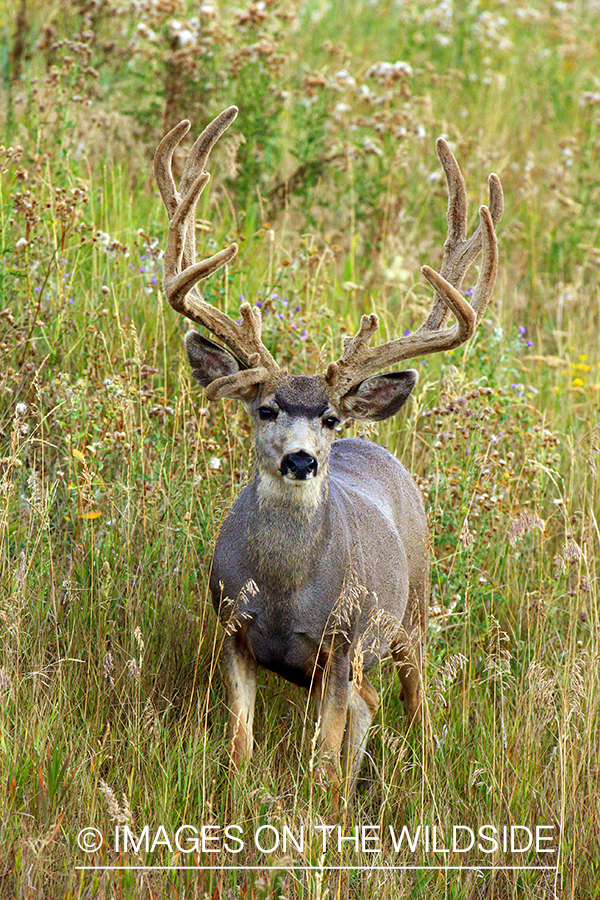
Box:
[154,107,502,798]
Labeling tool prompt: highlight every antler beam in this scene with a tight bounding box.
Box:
[154,107,278,373]
[421,138,503,332]
[327,141,502,399]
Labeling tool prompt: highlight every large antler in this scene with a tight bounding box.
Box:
[154,106,278,374]
[326,139,503,400]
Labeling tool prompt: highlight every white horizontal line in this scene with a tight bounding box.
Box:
[75,865,557,872]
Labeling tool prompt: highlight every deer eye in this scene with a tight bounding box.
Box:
[322,415,339,430]
[259,406,277,421]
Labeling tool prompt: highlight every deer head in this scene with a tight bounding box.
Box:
[154,106,502,498]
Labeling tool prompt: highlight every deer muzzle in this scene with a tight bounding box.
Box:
[280,450,318,481]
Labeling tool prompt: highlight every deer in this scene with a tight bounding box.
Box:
[153,106,502,801]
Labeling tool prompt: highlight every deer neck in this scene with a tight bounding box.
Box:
[247,464,331,592]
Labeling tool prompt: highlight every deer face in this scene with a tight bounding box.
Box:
[248,374,338,488]
[185,331,419,495]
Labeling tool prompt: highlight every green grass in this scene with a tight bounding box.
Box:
[1,0,599,897]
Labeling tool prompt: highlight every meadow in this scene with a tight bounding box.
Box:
[0,0,599,897]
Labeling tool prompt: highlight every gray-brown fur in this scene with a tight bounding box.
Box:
[154,109,502,802]
[203,368,428,798]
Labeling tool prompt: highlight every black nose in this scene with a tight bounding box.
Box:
[281,450,318,480]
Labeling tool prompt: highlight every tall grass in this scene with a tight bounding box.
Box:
[1,0,599,897]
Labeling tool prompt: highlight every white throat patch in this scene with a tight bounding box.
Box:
[257,467,325,511]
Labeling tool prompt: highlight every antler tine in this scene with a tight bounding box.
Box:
[180,106,239,195]
[326,271,478,396]
[178,107,239,275]
[468,204,498,324]
[327,146,500,401]
[154,109,278,373]
[154,119,191,219]
[421,138,503,332]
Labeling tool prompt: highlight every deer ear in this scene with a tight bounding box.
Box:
[184,331,267,404]
[340,370,418,422]
[185,331,240,387]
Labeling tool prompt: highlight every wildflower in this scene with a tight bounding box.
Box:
[366,61,413,82]
[579,92,600,107]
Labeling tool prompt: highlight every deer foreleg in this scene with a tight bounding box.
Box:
[314,653,350,804]
[222,633,257,766]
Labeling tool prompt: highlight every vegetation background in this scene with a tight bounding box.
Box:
[1,0,599,897]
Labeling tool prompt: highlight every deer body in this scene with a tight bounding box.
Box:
[212,434,428,688]
[154,106,502,798]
